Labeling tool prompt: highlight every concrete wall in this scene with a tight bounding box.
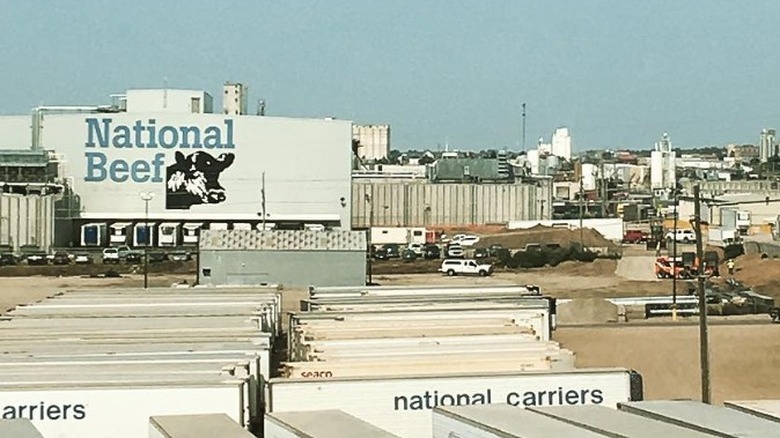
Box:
[0,193,57,252]
[684,180,780,195]
[352,180,552,228]
[198,250,365,287]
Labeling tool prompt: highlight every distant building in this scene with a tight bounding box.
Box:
[551,127,572,160]
[125,89,213,114]
[428,154,512,183]
[222,82,248,115]
[650,133,676,189]
[759,128,776,162]
[353,124,390,161]
[726,143,760,162]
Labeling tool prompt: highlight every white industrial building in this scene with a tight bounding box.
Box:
[0,83,353,249]
[650,133,676,189]
[352,124,390,161]
[759,128,776,163]
[551,127,572,160]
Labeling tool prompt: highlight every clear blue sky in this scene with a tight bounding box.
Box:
[1,1,779,151]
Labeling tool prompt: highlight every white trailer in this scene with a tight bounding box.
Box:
[265,410,400,438]
[370,227,426,245]
[150,413,255,438]
[0,379,251,438]
[268,368,643,438]
[433,404,605,438]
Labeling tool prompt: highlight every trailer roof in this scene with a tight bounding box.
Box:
[0,377,247,390]
[435,405,604,438]
[150,414,254,438]
[0,419,44,438]
[530,405,717,438]
[270,367,630,384]
[267,410,400,438]
[619,400,780,437]
[724,400,780,423]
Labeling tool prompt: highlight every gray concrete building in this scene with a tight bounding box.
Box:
[198,230,366,287]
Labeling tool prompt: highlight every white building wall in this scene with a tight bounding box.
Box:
[581,163,597,191]
[125,89,214,114]
[352,124,390,161]
[17,114,352,227]
[551,127,572,160]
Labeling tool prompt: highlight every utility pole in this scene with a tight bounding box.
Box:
[579,175,585,248]
[694,184,711,404]
[261,172,266,230]
[671,186,679,321]
[600,160,607,218]
[521,103,527,152]
[365,193,374,285]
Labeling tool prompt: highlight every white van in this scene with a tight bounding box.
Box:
[438,259,493,277]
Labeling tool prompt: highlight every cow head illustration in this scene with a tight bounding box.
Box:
[165,151,235,210]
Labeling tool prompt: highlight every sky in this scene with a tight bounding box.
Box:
[1,1,779,151]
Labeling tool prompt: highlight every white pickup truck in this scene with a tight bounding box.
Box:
[439,259,493,277]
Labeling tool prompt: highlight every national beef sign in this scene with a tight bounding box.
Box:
[83,118,236,210]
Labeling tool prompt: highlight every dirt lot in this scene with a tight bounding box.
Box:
[555,324,780,403]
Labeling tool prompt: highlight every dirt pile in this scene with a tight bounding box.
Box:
[729,254,780,300]
[544,259,617,277]
[477,226,618,251]
[557,298,619,325]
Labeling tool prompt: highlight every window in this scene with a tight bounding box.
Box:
[201,268,212,277]
[413,230,423,236]
[191,97,201,113]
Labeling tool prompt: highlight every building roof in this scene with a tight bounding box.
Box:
[266,410,400,438]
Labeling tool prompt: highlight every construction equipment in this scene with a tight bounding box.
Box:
[645,222,667,251]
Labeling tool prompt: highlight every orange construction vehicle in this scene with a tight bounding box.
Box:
[654,253,717,279]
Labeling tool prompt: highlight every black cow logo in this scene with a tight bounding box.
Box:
[166,151,235,210]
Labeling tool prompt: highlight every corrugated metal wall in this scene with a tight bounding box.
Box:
[0,194,56,251]
[352,180,552,228]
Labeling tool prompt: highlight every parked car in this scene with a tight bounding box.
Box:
[487,244,505,257]
[102,247,120,264]
[383,244,401,259]
[407,243,424,256]
[26,252,48,265]
[438,259,493,277]
[666,229,697,244]
[148,251,168,263]
[0,253,18,266]
[401,249,418,262]
[168,250,191,262]
[125,251,143,263]
[74,253,93,264]
[423,244,441,259]
[52,251,71,265]
[622,229,648,244]
[446,244,465,259]
[456,235,481,247]
[373,247,390,260]
[474,248,490,259]
[115,245,132,260]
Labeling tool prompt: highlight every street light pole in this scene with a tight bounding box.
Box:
[140,192,154,289]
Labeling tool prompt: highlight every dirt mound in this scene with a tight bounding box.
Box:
[477,226,617,251]
[546,259,617,277]
[557,298,619,325]
[729,254,780,300]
